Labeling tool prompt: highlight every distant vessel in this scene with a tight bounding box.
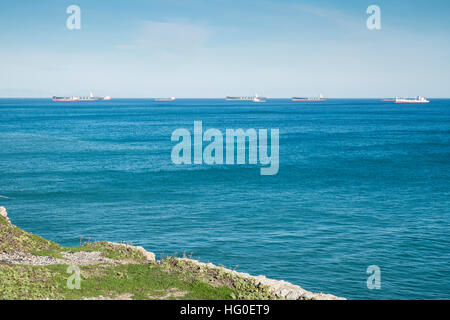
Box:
[395,96,429,104]
[252,93,266,103]
[155,97,176,101]
[292,93,327,101]
[52,92,111,102]
[226,96,254,101]
[381,98,395,102]
[226,94,266,102]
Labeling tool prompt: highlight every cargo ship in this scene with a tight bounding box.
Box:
[226,96,254,101]
[292,93,328,101]
[52,92,111,102]
[226,94,266,102]
[252,93,266,103]
[155,97,176,101]
[394,96,429,103]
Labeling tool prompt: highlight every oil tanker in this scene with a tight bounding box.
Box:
[226,96,254,101]
[52,92,111,102]
[292,93,328,101]
[155,97,176,101]
[394,96,429,103]
[226,94,266,102]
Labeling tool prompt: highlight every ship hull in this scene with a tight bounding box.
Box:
[226,97,253,101]
[395,101,430,103]
[52,100,108,102]
[52,99,105,102]
[52,96,111,102]
[393,96,429,104]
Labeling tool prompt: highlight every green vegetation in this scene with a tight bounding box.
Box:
[0,214,275,300]
[60,241,147,263]
[0,215,61,254]
[160,258,275,300]
[0,264,60,300]
[0,263,240,300]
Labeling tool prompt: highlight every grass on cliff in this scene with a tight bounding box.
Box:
[0,263,237,300]
[0,214,275,300]
[0,215,61,254]
[0,217,147,263]
[0,259,274,300]
[60,241,148,263]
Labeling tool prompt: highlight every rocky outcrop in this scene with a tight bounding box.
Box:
[0,206,9,223]
[105,241,156,263]
[178,258,345,300]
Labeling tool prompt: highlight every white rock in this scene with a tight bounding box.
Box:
[279,288,292,297]
[172,257,344,300]
[134,246,156,262]
[105,241,156,262]
[301,293,315,300]
[285,290,302,300]
[0,207,9,223]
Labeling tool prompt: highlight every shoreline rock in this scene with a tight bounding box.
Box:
[0,206,9,223]
[177,258,345,300]
[104,241,156,263]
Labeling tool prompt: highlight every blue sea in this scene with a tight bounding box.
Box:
[0,98,449,299]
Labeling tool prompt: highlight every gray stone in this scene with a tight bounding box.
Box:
[174,257,344,300]
[301,293,315,300]
[105,242,156,263]
[285,290,302,300]
[0,206,9,223]
[134,246,156,262]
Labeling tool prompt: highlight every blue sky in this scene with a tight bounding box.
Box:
[0,0,449,97]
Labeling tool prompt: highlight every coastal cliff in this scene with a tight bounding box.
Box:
[0,206,344,300]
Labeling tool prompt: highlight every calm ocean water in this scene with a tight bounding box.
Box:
[0,98,449,299]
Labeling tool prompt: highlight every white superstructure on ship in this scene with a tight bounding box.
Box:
[52,92,111,102]
[395,96,429,103]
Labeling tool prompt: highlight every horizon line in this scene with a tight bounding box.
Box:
[1,97,449,99]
